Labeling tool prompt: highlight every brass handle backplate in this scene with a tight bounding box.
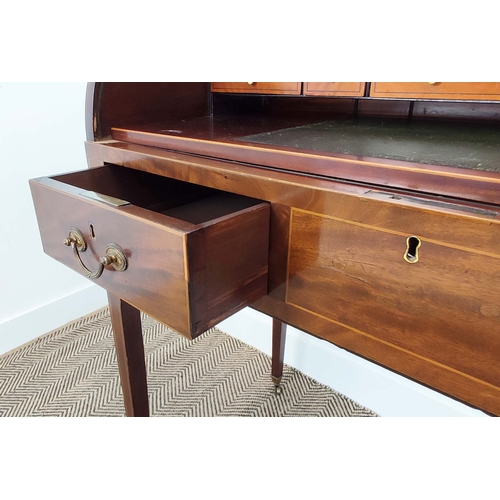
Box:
[64,228,127,279]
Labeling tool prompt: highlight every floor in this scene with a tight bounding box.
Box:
[0,285,489,417]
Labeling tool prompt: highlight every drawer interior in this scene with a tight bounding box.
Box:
[52,164,262,224]
[34,163,271,337]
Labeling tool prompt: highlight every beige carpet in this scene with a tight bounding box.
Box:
[0,307,377,417]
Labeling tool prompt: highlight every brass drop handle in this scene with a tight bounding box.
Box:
[428,82,437,85]
[64,228,127,279]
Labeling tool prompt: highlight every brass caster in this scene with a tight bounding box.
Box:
[271,375,282,395]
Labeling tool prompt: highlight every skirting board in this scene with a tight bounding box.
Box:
[0,286,109,357]
[0,286,488,417]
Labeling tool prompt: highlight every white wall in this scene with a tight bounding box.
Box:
[0,82,94,324]
[0,83,488,417]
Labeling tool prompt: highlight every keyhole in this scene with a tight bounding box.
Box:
[89,223,96,239]
[404,236,421,263]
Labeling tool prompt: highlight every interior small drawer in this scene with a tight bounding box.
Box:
[370,82,500,100]
[210,82,301,95]
[29,165,270,339]
[303,82,366,97]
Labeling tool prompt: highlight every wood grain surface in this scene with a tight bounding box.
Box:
[304,82,366,97]
[91,82,210,140]
[286,208,500,388]
[30,165,270,338]
[108,292,149,417]
[68,82,500,416]
[370,82,500,100]
[211,82,301,95]
[83,139,500,414]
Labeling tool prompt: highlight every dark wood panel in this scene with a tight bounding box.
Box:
[84,140,500,414]
[52,163,214,211]
[286,208,500,389]
[252,294,500,415]
[212,94,357,119]
[412,100,500,121]
[90,82,210,141]
[30,166,270,338]
[357,98,411,118]
[188,203,270,336]
[267,204,291,300]
[271,319,287,387]
[86,141,500,250]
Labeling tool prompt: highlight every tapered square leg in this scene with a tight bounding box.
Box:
[108,292,149,417]
[271,318,287,394]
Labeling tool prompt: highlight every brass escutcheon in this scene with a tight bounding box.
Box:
[404,236,421,264]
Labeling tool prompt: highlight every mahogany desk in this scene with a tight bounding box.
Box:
[30,83,500,416]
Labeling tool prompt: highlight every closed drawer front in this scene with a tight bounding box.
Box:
[30,165,270,339]
[211,82,301,95]
[370,82,500,100]
[304,82,366,97]
[286,205,500,413]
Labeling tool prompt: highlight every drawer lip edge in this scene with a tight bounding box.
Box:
[30,171,270,235]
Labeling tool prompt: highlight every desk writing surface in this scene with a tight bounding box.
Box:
[110,114,500,205]
[113,116,500,173]
[241,118,500,173]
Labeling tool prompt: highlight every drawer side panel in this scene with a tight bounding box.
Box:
[188,204,270,336]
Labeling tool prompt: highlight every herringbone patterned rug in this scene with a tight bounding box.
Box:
[0,307,377,417]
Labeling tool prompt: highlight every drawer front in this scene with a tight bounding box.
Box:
[370,82,500,100]
[304,82,366,97]
[30,166,270,338]
[286,207,500,407]
[211,82,301,95]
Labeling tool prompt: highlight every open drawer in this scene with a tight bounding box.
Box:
[29,165,270,339]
